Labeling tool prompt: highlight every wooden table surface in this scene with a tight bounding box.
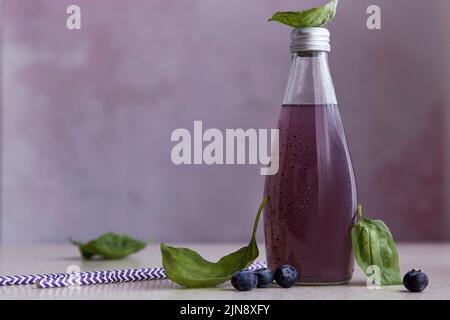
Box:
[0,243,448,300]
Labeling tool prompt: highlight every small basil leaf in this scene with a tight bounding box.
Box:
[161,196,268,288]
[269,0,339,28]
[351,206,402,285]
[70,232,147,260]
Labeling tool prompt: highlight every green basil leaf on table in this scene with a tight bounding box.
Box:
[70,232,147,260]
[269,0,339,28]
[351,205,402,285]
[161,196,268,288]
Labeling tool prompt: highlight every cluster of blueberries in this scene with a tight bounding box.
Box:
[231,265,429,292]
[231,265,298,291]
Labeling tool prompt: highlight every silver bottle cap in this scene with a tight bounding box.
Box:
[290,27,331,53]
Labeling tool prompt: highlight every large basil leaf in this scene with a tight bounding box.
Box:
[351,206,402,285]
[70,232,147,260]
[269,0,339,28]
[161,197,268,288]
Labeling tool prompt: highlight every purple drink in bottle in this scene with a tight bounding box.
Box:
[264,28,357,284]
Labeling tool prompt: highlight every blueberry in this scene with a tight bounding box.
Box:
[403,269,428,292]
[274,265,298,288]
[255,268,274,288]
[231,271,258,291]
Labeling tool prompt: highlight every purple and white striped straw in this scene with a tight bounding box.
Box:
[36,267,167,289]
[37,261,267,289]
[0,261,267,289]
[0,272,72,286]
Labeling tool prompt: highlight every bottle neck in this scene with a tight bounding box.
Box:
[283,51,337,106]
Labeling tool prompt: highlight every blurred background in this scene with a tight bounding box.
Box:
[0,0,449,244]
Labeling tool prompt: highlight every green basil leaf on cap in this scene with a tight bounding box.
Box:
[351,205,402,285]
[269,0,339,28]
[70,232,147,260]
[161,196,268,288]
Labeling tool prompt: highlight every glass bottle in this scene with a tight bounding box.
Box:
[264,28,357,285]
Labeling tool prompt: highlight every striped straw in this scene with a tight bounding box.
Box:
[0,261,267,289]
[36,267,166,289]
[37,261,267,289]
[0,272,72,286]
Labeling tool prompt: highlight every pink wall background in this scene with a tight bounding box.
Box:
[1,0,449,244]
